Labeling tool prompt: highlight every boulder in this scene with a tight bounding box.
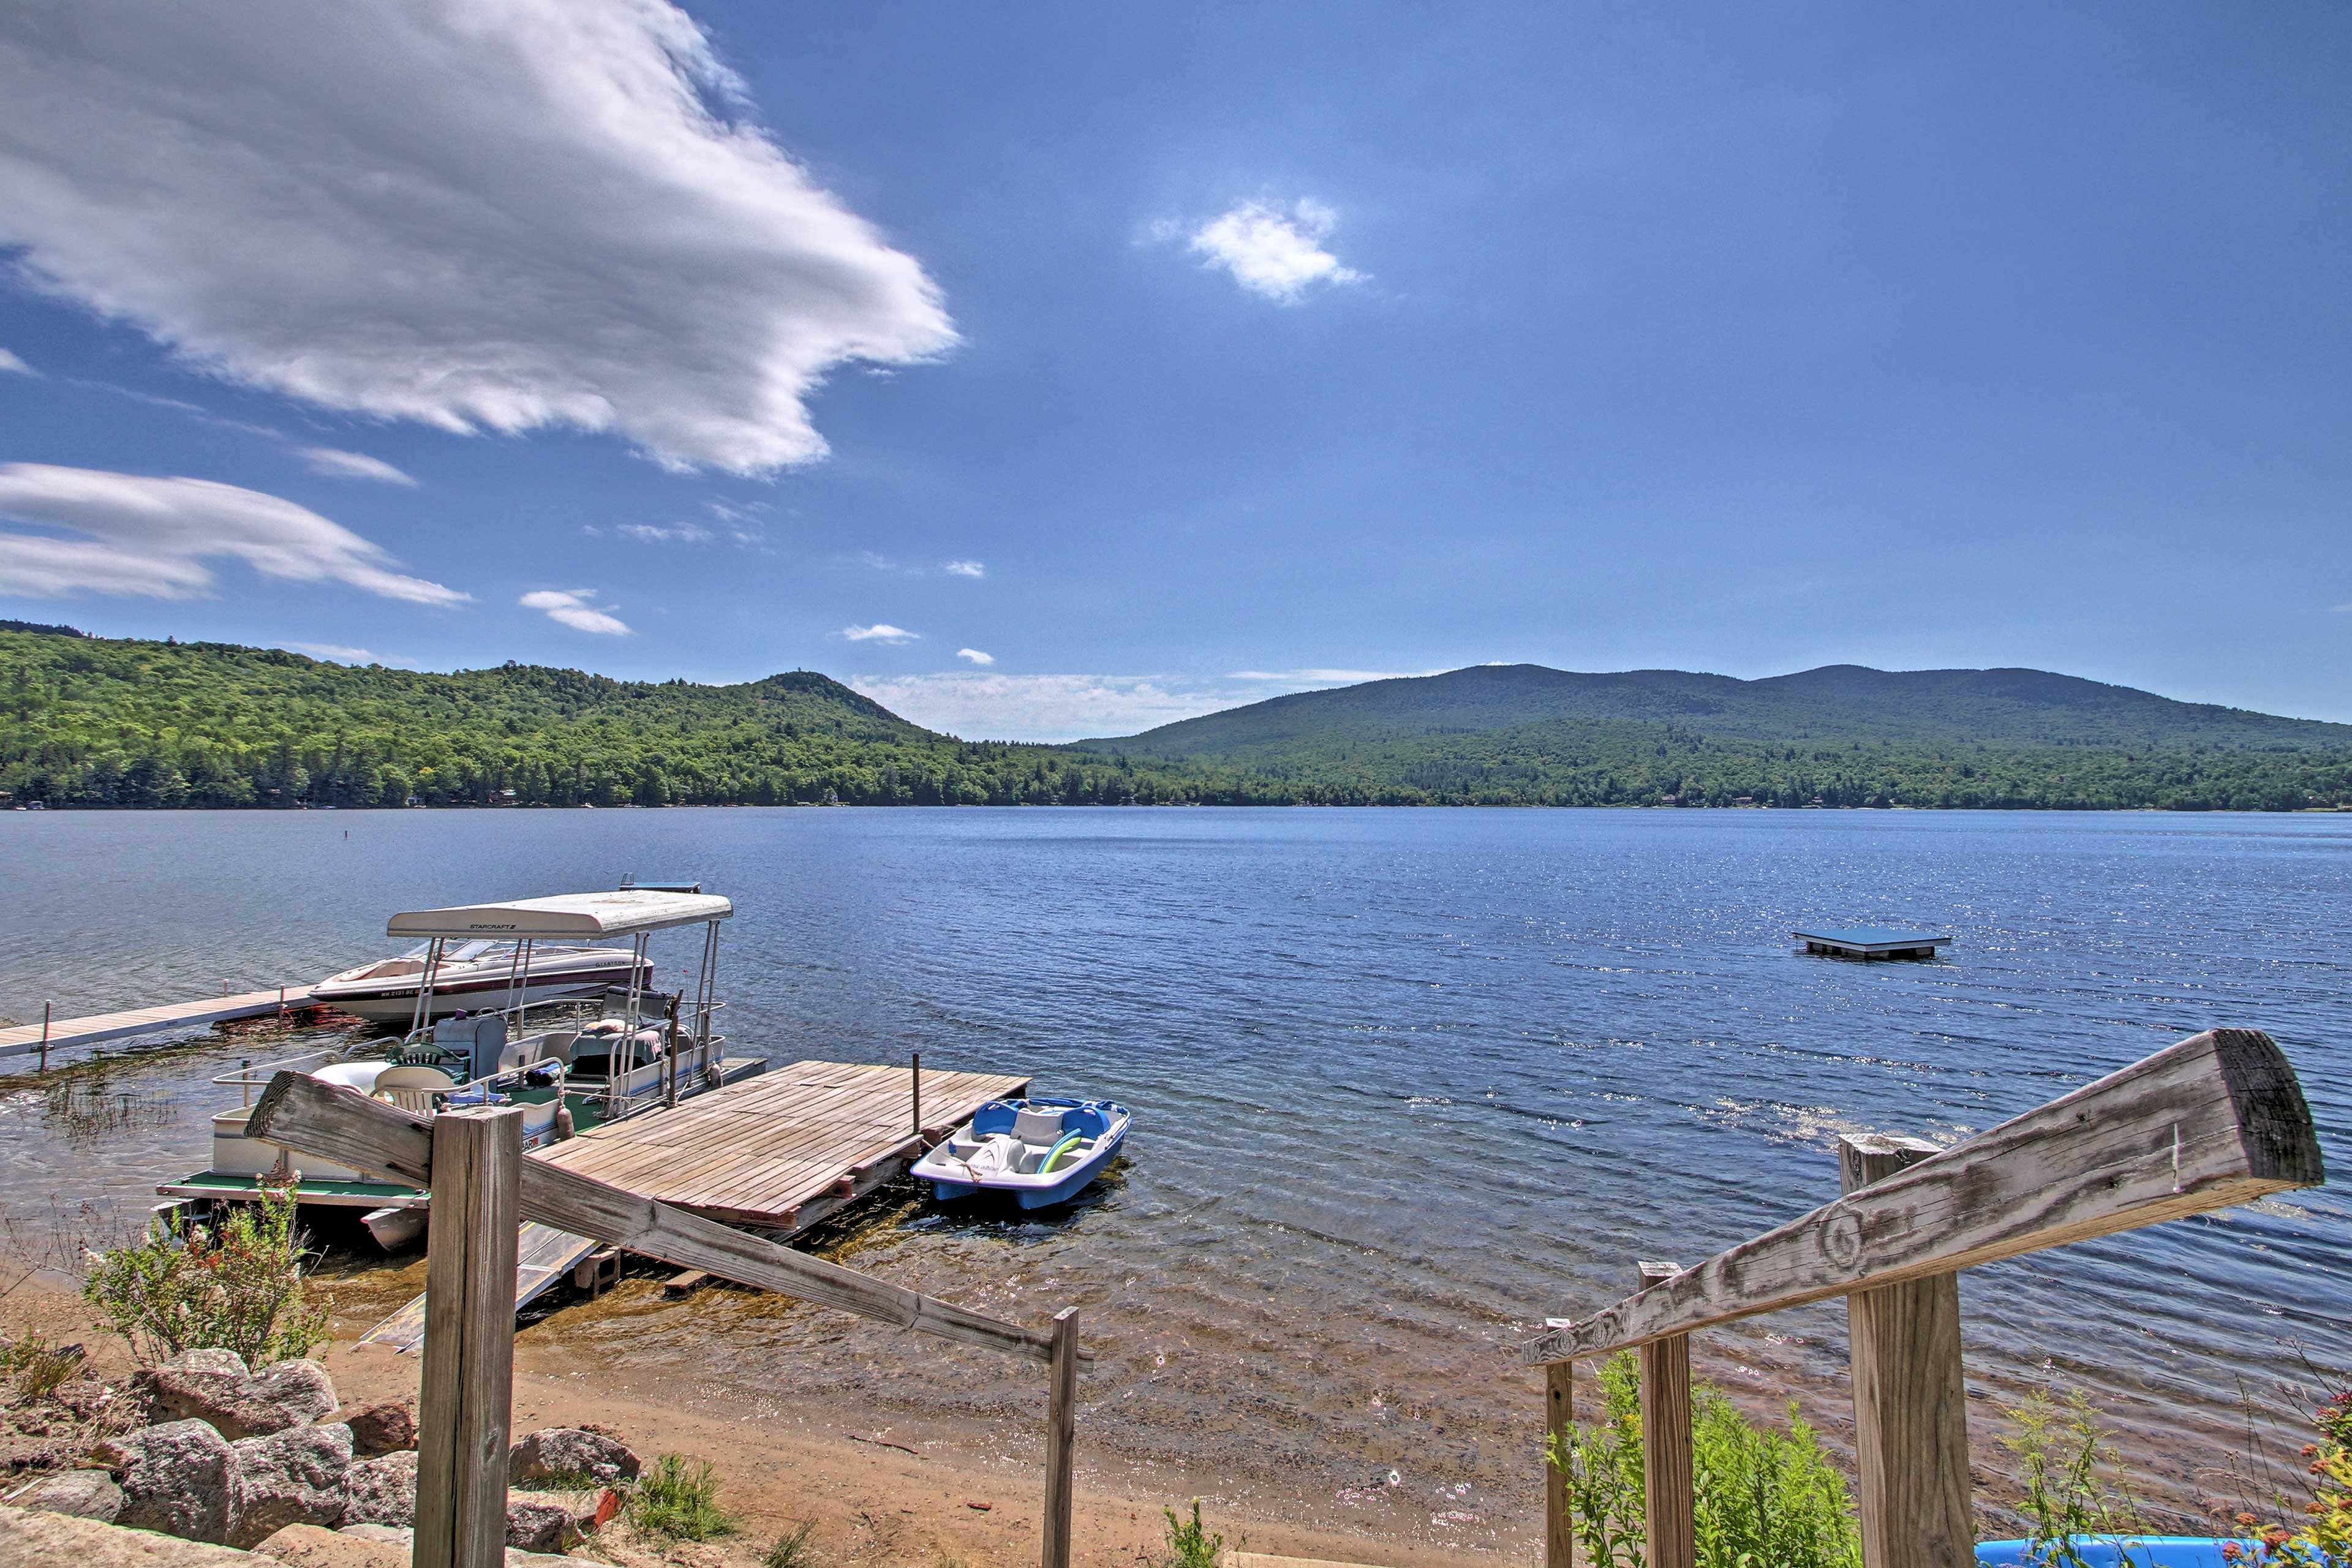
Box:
[131,1351,336,1443]
[249,1362,337,1426]
[341,1450,417,1528]
[503,1493,575,1554]
[251,1521,405,1568]
[507,1427,639,1487]
[228,1422,353,1547]
[331,1400,415,1458]
[9,1468,125,1521]
[337,1523,412,1544]
[115,1419,241,1544]
[0,1504,254,1567]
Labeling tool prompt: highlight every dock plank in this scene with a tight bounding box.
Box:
[0,987,318,1059]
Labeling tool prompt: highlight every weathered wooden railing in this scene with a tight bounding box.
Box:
[249,1071,1095,1568]
[1526,1027,2326,1568]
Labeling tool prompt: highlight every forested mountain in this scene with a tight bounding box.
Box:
[0,629,1206,809]
[1087,663,2352,758]
[1072,663,2352,812]
[5,630,2350,812]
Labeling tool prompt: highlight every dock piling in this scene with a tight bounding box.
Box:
[1042,1305,1079,1568]
[911,1051,922,1139]
[1841,1134,1973,1568]
[415,1106,523,1568]
[1635,1261,1695,1568]
[37,1001,50,1073]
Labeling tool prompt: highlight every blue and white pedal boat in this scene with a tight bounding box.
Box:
[911,1097,1131,1209]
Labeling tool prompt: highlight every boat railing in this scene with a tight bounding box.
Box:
[216,1045,352,1107]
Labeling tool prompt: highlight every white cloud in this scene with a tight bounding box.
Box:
[956,647,994,665]
[850,672,1267,742]
[520,587,630,635]
[282,641,418,668]
[1183,199,1365,304]
[616,521,712,544]
[0,348,34,375]
[1229,667,1446,685]
[0,462,466,605]
[943,559,986,579]
[0,0,955,475]
[841,623,919,644]
[296,447,417,486]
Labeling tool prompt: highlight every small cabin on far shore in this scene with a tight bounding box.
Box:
[1794,926,1951,960]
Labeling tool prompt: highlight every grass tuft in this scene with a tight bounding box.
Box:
[762,1520,817,1568]
[625,1453,739,1542]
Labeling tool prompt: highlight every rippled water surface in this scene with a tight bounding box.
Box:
[2,809,2345,1540]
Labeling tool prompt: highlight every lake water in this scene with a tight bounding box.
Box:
[1,808,2344,1545]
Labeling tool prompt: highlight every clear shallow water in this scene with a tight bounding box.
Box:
[1,808,2345,1542]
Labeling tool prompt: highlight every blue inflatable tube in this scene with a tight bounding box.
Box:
[1977,1539,2261,1568]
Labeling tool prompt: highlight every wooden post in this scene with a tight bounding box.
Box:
[1544,1360,1574,1568]
[911,1052,922,1140]
[1636,1260,1694,1568]
[1041,1306,1079,1568]
[1840,1134,1973,1568]
[38,1002,50,1073]
[415,1107,524,1568]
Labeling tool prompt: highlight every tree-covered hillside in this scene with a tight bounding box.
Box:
[4,630,2350,812]
[1089,662,2352,758]
[0,630,1215,808]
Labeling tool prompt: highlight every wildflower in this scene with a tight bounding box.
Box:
[2220,1545,2242,1562]
[2239,1514,2261,1526]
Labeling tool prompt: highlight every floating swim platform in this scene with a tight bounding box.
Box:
[1794,926,1951,960]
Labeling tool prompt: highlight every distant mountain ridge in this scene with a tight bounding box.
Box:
[1084,663,2352,758]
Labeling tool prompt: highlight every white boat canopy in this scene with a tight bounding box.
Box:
[386,890,732,941]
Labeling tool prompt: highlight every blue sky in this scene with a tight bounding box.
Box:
[2,2,2346,739]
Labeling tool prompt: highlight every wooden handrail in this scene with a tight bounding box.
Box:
[249,1069,1091,1365]
[1524,1028,2322,1365]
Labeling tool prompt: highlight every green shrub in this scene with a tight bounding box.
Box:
[1154,1499,1224,1567]
[1547,1351,1862,1568]
[626,1453,738,1542]
[81,1186,329,1367]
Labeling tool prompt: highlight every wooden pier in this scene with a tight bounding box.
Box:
[361,1058,1027,1350]
[0,985,318,1061]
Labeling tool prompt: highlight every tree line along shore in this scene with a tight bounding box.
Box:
[6,627,2351,813]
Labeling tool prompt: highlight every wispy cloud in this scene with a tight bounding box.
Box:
[0,0,955,475]
[0,348,34,375]
[1229,667,1446,686]
[520,587,630,635]
[1177,199,1365,304]
[943,559,986,579]
[615,521,712,544]
[0,462,466,605]
[281,641,418,668]
[840,623,919,644]
[296,446,417,486]
[850,672,1265,742]
[956,647,994,665]
[850,552,987,578]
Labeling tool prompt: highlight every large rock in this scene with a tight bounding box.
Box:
[251,1521,405,1568]
[330,1401,415,1458]
[133,1350,333,1443]
[249,1362,337,1427]
[115,1419,241,1545]
[507,1427,638,1487]
[228,1422,353,1547]
[9,1468,125,1521]
[503,1494,575,1555]
[341,1450,417,1529]
[0,1504,253,1566]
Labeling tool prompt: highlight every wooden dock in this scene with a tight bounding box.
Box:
[536,1058,1028,1229]
[360,1058,1028,1350]
[0,986,318,1061]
